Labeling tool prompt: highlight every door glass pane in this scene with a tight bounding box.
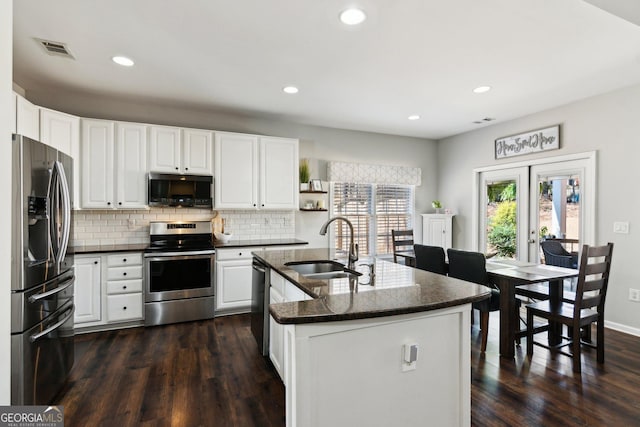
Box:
[537,174,581,259]
[485,180,518,259]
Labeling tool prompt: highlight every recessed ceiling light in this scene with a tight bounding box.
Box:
[473,86,491,94]
[408,115,421,121]
[340,8,366,25]
[283,86,299,94]
[112,56,134,67]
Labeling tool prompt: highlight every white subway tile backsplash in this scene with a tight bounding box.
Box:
[72,208,296,246]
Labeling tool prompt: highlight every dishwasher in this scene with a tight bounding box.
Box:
[250,257,270,356]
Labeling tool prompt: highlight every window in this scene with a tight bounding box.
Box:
[331,182,414,257]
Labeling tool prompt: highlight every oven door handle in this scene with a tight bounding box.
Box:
[144,250,216,258]
[30,305,75,343]
[28,277,75,303]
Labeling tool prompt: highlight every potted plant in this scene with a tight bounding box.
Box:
[299,159,310,191]
[432,200,442,214]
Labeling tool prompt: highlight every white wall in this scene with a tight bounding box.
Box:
[438,83,640,333]
[28,89,438,249]
[1,0,12,405]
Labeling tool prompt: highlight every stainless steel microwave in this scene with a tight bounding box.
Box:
[148,173,213,208]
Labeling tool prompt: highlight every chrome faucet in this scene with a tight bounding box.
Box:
[319,216,358,270]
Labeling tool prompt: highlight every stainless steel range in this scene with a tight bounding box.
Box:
[144,221,215,326]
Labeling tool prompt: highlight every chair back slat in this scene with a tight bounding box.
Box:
[394,239,414,247]
[581,295,602,309]
[573,243,614,317]
[391,229,415,264]
[585,262,607,276]
[583,277,606,293]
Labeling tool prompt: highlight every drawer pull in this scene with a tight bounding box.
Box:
[123,306,127,310]
[123,272,127,276]
[94,261,98,265]
[239,252,242,256]
[123,285,127,290]
[123,258,127,262]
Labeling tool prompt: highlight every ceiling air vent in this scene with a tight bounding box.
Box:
[36,38,75,59]
[472,117,496,125]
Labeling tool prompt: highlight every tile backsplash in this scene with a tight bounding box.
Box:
[72,209,295,246]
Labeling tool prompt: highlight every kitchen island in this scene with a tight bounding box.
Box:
[252,248,490,427]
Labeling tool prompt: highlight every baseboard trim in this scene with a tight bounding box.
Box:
[605,320,640,337]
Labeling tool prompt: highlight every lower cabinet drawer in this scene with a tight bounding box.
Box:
[107,265,143,281]
[106,279,143,295]
[107,293,143,322]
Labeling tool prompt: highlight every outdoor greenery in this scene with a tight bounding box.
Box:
[487,183,517,257]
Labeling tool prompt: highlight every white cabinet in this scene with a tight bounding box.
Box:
[81,119,147,209]
[215,132,258,209]
[215,249,253,313]
[260,136,299,209]
[269,270,310,383]
[182,128,213,175]
[115,122,148,208]
[74,251,144,332]
[422,214,454,252]
[74,255,102,325]
[215,132,298,210]
[16,94,39,140]
[39,108,79,156]
[81,119,114,209]
[148,126,213,175]
[149,125,181,173]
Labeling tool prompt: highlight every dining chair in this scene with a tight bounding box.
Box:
[526,243,614,373]
[447,249,519,352]
[391,229,415,266]
[413,244,447,275]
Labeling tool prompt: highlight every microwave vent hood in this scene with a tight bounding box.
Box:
[148,173,213,208]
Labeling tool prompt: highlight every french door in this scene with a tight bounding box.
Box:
[475,154,595,262]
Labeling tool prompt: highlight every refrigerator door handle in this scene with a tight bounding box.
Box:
[29,305,75,343]
[51,161,71,268]
[45,162,55,262]
[28,277,75,303]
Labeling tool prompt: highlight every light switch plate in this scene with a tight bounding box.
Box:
[613,222,629,234]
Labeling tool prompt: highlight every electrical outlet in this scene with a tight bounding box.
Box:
[629,288,640,302]
[614,221,629,234]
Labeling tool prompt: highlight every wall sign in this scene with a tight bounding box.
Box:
[495,125,560,159]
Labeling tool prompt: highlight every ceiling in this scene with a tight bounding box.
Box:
[12,0,640,140]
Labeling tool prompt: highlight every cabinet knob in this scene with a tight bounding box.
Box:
[185,167,189,171]
[107,202,111,206]
[261,204,264,207]
[123,306,127,310]
[123,285,127,289]
[94,261,98,265]
[175,167,179,170]
[123,272,127,276]
[253,204,257,207]
[118,202,122,205]
[239,252,242,256]
[123,258,127,262]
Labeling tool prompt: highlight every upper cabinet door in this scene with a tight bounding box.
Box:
[39,108,79,156]
[81,119,115,209]
[259,137,298,210]
[16,94,40,140]
[182,128,213,175]
[115,122,148,209]
[215,132,259,209]
[149,125,181,173]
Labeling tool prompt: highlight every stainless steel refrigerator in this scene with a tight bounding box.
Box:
[11,134,75,405]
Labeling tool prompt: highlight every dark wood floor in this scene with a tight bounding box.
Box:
[56,313,640,426]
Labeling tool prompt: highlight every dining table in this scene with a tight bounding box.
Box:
[486,259,579,358]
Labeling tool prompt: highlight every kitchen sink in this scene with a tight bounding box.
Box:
[285,261,345,275]
[285,261,362,281]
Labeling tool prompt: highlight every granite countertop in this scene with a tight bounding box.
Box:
[252,248,491,324]
[214,238,308,249]
[71,243,149,254]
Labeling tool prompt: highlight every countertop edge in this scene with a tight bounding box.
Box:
[215,239,308,249]
[269,293,489,325]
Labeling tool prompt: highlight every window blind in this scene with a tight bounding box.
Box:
[331,182,414,257]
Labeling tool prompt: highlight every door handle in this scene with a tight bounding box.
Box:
[28,277,75,302]
[30,305,75,342]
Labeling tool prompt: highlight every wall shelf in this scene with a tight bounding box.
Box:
[300,208,328,212]
[300,190,327,194]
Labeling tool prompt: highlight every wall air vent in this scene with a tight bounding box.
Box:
[36,38,75,59]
